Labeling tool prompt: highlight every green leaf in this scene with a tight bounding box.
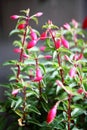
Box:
[71,108,84,117]
[41,102,48,112]
[14,109,23,117]
[13,40,22,47]
[9,29,21,36]
[14,98,22,110]
[41,93,48,103]
[31,16,38,24]
[28,105,41,115]
[3,60,18,66]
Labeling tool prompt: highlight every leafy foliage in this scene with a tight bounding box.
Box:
[0,8,87,130]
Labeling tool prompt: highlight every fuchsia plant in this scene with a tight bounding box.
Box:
[1,9,87,130]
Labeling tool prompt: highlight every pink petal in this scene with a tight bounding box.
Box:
[55,39,61,49]
[17,23,25,30]
[10,15,19,20]
[46,102,58,124]
[34,12,43,17]
[63,23,70,30]
[44,55,52,60]
[13,48,21,53]
[61,37,69,49]
[69,67,76,78]
[30,29,37,40]
[27,40,37,49]
[40,32,47,40]
[12,89,19,96]
[39,46,46,51]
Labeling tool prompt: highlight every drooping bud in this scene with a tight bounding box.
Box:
[40,32,47,40]
[44,55,52,60]
[10,15,20,20]
[30,29,37,40]
[33,67,43,82]
[55,39,61,49]
[46,102,59,124]
[12,89,20,96]
[27,40,37,49]
[13,48,21,53]
[17,23,26,30]
[69,67,76,78]
[34,12,43,17]
[63,23,70,30]
[61,37,69,49]
[73,53,83,61]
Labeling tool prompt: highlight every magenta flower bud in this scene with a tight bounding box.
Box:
[55,39,61,49]
[77,88,84,94]
[46,102,59,124]
[34,12,43,17]
[33,68,43,82]
[13,48,21,53]
[73,53,83,61]
[10,15,20,20]
[27,40,37,49]
[63,23,70,30]
[17,23,25,30]
[30,29,37,40]
[40,46,46,51]
[69,67,76,78]
[44,55,52,60]
[61,37,69,49]
[12,89,19,96]
[40,32,47,40]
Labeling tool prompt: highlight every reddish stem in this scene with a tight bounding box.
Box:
[68,94,72,130]
[57,53,64,83]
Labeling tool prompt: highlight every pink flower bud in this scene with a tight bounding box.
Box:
[30,29,37,40]
[10,15,20,20]
[27,40,37,49]
[46,102,58,124]
[39,46,46,51]
[73,53,83,61]
[17,23,25,30]
[69,67,76,78]
[82,17,87,29]
[34,12,43,17]
[12,89,19,96]
[33,68,43,82]
[13,48,21,53]
[63,23,70,30]
[61,37,69,49]
[44,55,52,60]
[55,39,61,49]
[77,88,84,94]
[72,19,78,28]
[40,32,47,40]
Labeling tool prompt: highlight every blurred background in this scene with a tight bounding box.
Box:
[0,0,87,100]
